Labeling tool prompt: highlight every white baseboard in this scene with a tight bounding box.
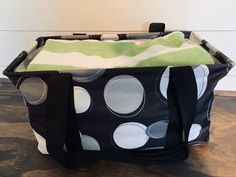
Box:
[0,66,6,78]
[215,75,236,91]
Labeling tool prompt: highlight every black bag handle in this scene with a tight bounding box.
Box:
[149,23,165,33]
[171,66,197,144]
[46,73,82,166]
[166,66,197,150]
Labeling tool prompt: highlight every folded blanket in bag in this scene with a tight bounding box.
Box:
[27,32,214,71]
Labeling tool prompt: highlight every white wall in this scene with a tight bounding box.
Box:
[0,0,236,90]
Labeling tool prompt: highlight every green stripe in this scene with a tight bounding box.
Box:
[43,32,185,58]
[135,47,214,67]
[27,64,84,71]
[27,48,214,71]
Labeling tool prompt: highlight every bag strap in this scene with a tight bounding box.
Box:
[46,73,82,166]
[171,66,197,144]
[122,66,197,163]
[166,66,197,151]
[149,23,165,33]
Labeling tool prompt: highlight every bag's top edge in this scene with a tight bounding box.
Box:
[35,31,191,48]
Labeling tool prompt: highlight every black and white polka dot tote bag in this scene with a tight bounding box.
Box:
[3,23,234,167]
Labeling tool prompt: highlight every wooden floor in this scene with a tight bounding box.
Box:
[0,81,236,177]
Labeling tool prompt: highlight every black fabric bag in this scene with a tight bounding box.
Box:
[3,23,234,168]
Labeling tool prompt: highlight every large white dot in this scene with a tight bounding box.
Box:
[192,65,209,99]
[74,86,91,114]
[188,124,202,141]
[113,122,149,149]
[159,67,170,100]
[72,69,105,82]
[146,121,169,139]
[80,133,100,151]
[32,129,49,154]
[19,77,47,105]
[104,75,144,115]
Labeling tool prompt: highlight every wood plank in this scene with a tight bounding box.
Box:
[215,90,236,97]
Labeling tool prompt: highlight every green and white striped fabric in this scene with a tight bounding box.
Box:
[27,32,214,71]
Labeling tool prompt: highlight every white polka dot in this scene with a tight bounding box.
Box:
[188,124,202,141]
[32,129,49,154]
[113,122,148,149]
[146,121,169,139]
[72,69,105,82]
[192,65,209,99]
[80,133,100,151]
[19,77,47,105]
[74,87,91,114]
[104,75,144,115]
[159,67,170,100]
